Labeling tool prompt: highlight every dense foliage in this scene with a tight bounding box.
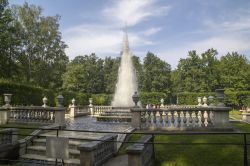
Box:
[0,1,250,107]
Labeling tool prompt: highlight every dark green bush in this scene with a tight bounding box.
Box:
[91,94,113,105]
[140,92,169,106]
[0,79,54,106]
[59,91,90,106]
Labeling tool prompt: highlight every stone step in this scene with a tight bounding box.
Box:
[26,146,80,159]
[20,154,80,166]
[32,138,84,150]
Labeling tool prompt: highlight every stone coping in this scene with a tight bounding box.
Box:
[0,106,65,111]
[131,106,231,112]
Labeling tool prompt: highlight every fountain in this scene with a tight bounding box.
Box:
[112,30,139,107]
[96,30,139,122]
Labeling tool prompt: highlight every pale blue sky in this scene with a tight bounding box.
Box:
[10,0,250,68]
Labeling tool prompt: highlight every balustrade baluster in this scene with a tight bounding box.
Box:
[188,111,193,127]
[171,111,175,127]
[153,111,157,124]
[201,111,205,127]
[147,111,152,126]
[183,111,187,127]
[177,111,181,127]
[207,110,212,127]
[194,110,199,127]
[164,111,169,127]
[159,111,163,126]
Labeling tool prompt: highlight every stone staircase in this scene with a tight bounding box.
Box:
[20,137,85,165]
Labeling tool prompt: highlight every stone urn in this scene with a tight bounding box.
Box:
[160,98,164,108]
[215,89,225,106]
[208,96,215,106]
[132,92,140,107]
[202,96,208,107]
[198,97,202,106]
[57,95,64,107]
[72,98,76,106]
[4,94,12,107]
[42,96,48,107]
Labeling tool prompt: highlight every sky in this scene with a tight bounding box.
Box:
[9,0,250,68]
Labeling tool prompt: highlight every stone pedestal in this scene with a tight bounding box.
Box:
[131,109,141,129]
[69,106,77,118]
[0,109,9,125]
[213,108,230,128]
[55,108,66,127]
[242,113,250,122]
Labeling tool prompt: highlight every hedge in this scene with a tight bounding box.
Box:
[177,92,215,105]
[140,92,170,106]
[91,94,113,105]
[0,79,55,106]
[60,91,90,106]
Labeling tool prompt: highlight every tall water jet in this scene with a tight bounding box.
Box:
[111,31,138,107]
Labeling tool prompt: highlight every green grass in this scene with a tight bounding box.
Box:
[119,122,250,166]
[0,123,43,139]
[229,109,242,120]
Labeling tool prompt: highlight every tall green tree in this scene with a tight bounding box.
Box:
[0,0,21,79]
[62,54,104,93]
[103,56,119,93]
[142,52,171,93]
[218,52,250,90]
[11,2,68,88]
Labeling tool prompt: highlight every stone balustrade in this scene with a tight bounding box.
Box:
[78,134,117,166]
[131,106,231,130]
[126,135,154,166]
[0,94,66,127]
[7,106,58,124]
[93,106,112,115]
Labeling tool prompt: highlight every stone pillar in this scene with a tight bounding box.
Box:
[213,107,231,128]
[126,144,144,166]
[131,109,141,129]
[78,142,97,166]
[55,95,66,127]
[10,128,19,144]
[242,113,250,122]
[0,94,12,125]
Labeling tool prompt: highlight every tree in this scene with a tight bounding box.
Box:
[62,54,104,93]
[11,2,68,88]
[103,56,119,93]
[0,0,21,79]
[175,50,205,92]
[218,52,250,90]
[142,52,171,93]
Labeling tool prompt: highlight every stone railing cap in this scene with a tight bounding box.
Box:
[78,141,99,151]
[126,144,144,154]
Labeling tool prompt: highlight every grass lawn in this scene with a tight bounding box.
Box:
[229,109,242,120]
[0,123,43,140]
[119,122,250,166]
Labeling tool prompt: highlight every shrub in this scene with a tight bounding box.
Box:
[91,94,113,105]
[0,79,54,106]
[140,92,169,106]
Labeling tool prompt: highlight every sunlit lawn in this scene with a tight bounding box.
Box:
[119,121,250,166]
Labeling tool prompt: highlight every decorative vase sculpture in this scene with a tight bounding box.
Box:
[215,89,225,107]
[42,97,48,107]
[202,96,208,107]
[4,94,12,107]
[132,92,140,107]
[198,97,202,106]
